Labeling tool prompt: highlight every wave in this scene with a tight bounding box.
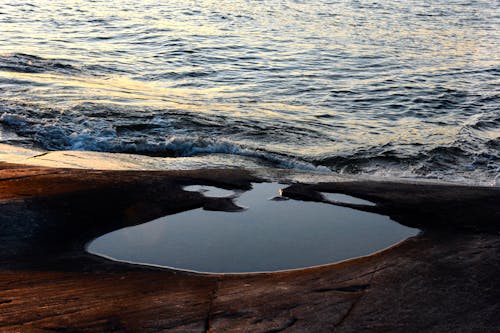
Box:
[0,110,327,172]
[1,103,499,185]
[0,53,121,76]
[0,53,78,75]
[316,143,499,186]
[69,135,331,172]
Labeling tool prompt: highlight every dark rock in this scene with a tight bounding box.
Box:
[0,162,499,332]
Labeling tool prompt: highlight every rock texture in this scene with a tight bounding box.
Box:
[0,162,498,332]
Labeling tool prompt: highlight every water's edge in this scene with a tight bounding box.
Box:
[0,143,496,187]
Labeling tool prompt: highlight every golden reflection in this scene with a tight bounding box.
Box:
[0,70,238,110]
[0,70,331,122]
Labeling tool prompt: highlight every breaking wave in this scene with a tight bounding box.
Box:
[1,101,498,185]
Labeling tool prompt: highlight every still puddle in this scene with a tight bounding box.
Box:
[88,182,418,273]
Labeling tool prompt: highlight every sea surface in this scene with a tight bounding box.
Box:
[0,0,498,185]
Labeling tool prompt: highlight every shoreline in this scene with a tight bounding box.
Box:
[0,161,499,331]
[1,143,497,188]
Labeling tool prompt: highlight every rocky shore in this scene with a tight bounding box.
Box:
[0,161,499,332]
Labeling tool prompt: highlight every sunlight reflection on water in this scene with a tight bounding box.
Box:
[0,0,498,184]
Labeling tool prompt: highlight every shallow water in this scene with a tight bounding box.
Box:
[0,1,498,184]
[88,183,418,273]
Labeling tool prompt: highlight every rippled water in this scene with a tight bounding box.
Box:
[0,1,498,184]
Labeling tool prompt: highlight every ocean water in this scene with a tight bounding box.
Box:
[0,0,498,184]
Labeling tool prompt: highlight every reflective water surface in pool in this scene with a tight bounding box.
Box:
[88,182,418,273]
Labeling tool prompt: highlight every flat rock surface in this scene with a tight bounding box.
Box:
[0,162,498,332]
